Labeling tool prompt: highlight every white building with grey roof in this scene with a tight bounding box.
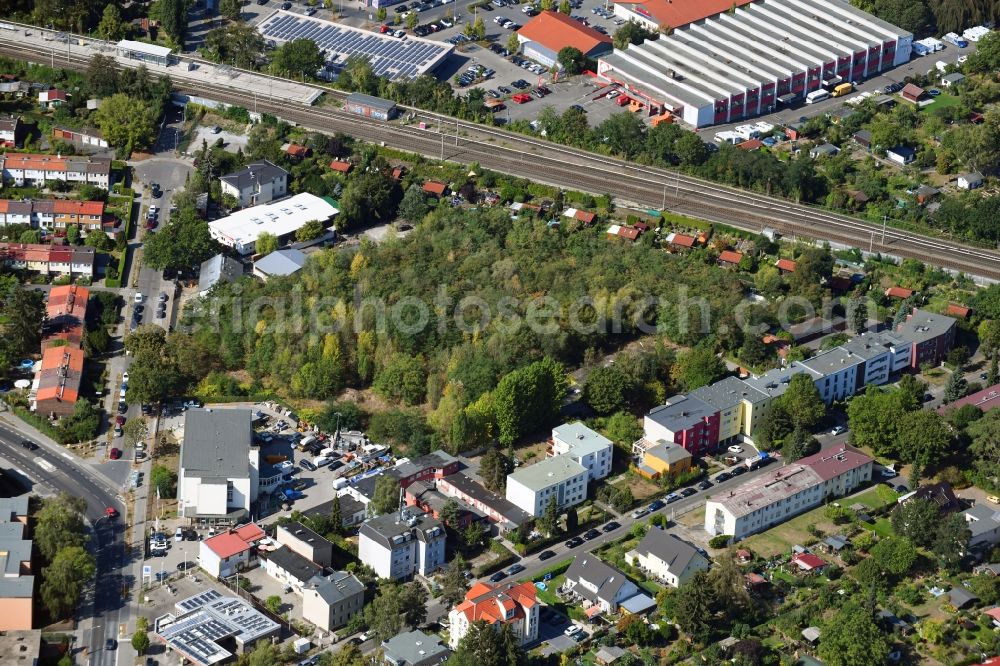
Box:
[551,421,613,481]
[562,555,652,614]
[625,527,708,588]
[0,495,33,630]
[358,508,446,580]
[219,159,288,208]
[178,409,260,524]
[383,629,451,666]
[505,455,588,517]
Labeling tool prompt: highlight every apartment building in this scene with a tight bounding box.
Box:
[0,243,95,278]
[178,409,260,525]
[0,496,33,631]
[302,570,365,632]
[0,199,105,233]
[550,422,613,481]
[643,394,720,457]
[0,153,112,188]
[705,446,873,540]
[448,581,539,649]
[435,472,531,532]
[632,439,692,480]
[387,450,461,490]
[197,523,267,579]
[42,284,88,351]
[505,456,588,517]
[898,308,957,369]
[31,346,84,418]
[219,160,289,207]
[358,508,446,580]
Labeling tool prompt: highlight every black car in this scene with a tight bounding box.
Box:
[506,563,526,575]
[394,2,408,9]
[731,466,747,476]
[498,85,512,94]
[680,487,697,497]
[106,639,117,651]
[151,183,162,197]
[185,529,198,541]
[602,521,620,532]
[714,471,732,483]
[648,499,665,511]
[698,479,713,490]
[300,459,317,471]
[280,1,291,7]
[538,550,556,560]
[20,440,38,450]
[583,528,601,540]
[489,571,506,582]
[564,536,584,548]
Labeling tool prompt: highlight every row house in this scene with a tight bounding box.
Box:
[0,199,106,234]
[31,346,84,418]
[435,472,531,533]
[43,284,89,350]
[0,243,95,278]
[0,153,112,189]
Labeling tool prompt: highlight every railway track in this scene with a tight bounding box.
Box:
[3,36,999,280]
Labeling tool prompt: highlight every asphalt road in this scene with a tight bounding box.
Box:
[0,420,125,666]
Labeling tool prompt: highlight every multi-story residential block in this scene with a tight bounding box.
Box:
[625,527,709,588]
[383,629,451,666]
[689,376,765,444]
[276,521,335,568]
[0,153,111,188]
[178,409,260,525]
[705,446,873,540]
[302,570,365,632]
[840,330,911,387]
[898,308,957,369]
[405,480,483,529]
[435,472,531,532]
[197,523,266,579]
[358,508,446,580]
[0,243,95,278]
[219,160,289,207]
[505,456,588,517]
[0,496,33,630]
[550,422,613,481]
[643,394,720,457]
[447,581,539,649]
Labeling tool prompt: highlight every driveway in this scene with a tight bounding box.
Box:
[191,125,249,154]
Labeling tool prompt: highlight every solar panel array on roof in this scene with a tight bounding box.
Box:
[258,11,452,81]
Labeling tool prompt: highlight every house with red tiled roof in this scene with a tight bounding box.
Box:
[284,143,311,160]
[31,346,84,418]
[328,160,353,174]
[516,11,612,69]
[607,224,641,241]
[737,138,763,151]
[666,232,695,249]
[790,552,827,572]
[775,258,797,274]
[901,83,925,103]
[198,523,267,579]
[884,286,913,299]
[38,89,67,108]
[422,181,448,197]
[43,284,89,351]
[447,581,538,649]
[946,303,971,319]
[562,208,596,225]
[718,250,743,266]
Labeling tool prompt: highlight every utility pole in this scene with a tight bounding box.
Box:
[881,214,887,244]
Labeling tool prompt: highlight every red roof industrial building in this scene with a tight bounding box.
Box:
[516,11,612,68]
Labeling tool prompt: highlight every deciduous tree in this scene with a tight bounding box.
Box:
[40,546,96,619]
[818,602,889,666]
[370,475,401,515]
[271,38,324,78]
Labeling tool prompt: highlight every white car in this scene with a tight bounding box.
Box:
[174,527,184,541]
[122,372,129,383]
[276,460,294,472]
[958,55,968,63]
[564,625,583,637]
[134,293,144,304]
[727,445,743,454]
[830,425,845,435]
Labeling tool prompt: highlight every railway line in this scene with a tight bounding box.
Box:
[2,35,999,280]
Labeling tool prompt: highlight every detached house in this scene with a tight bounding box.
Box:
[562,555,653,615]
[219,160,289,208]
[625,527,709,588]
[197,523,266,579]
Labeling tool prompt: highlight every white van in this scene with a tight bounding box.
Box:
[299,435,317,450]
[806,90,830,104]
[314,456,332,467]
[318,447,335,458]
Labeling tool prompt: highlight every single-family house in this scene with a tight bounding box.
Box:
[958,172,984,190]
[886,146,916,165]
[447,581,538,649]
[809,143,839,159]
[562,555,652,614]
[718,250,743,267]
[219,160,289,208]
[422,181,448,198]
[965,504,1000,549]
[197,523,267,579]
[302,570,365,632]
[790,552,827,573]
[775,258,797,274]
[941,72,965,88]
[625,527,708,587]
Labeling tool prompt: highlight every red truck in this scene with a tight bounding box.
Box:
[615,94,631,106]
[512,93,532,104]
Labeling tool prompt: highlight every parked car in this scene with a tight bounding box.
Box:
[109,448,122,460]
[698,479,713,490]
[731,466,747,476]
[714,471,732,483]
[538,549,556,560]
[680,487,697,497]
[727,445,743,454]
[665,493,680,504]
[105,506,118,519]
[506,563,526,576]
[299,459,317,471]
[564,536,584,548]
[631,507,648,519]
[648,499,665,511]
[583,528,601,540]
[602,521,620,532]
[489,571,506,582]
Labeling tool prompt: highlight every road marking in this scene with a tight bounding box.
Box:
[34,457,54,472]
[61,451,74,461]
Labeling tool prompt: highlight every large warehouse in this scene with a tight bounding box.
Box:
[208,192,338,255]
[257,10,452,81]
[598,0,912,128]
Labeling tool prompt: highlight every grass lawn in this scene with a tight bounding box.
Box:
[870,518,896,537]
[921,92,962,111]
[850,485,898,509]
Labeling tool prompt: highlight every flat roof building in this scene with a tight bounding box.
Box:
[505,455,588,517]
[116,40,173,66]
[253,248,306,281]
[550,421,613,481]
[598,0,912,128]
[208,192,338,255]
[383,629,451,666]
